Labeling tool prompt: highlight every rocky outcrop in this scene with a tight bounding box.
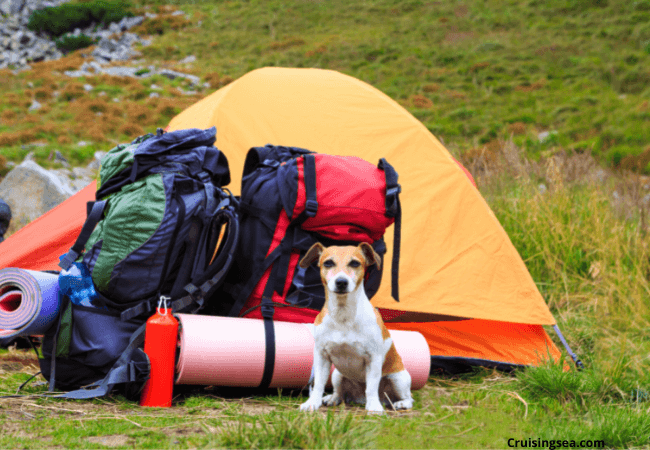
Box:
[0,0,69,68]
[0,0,149,69]
[0,154,99,223]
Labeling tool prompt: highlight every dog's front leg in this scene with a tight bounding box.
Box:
[300,349,330,412]
[365,356,385,414]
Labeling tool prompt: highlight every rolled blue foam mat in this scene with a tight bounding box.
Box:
[0,268,60,338]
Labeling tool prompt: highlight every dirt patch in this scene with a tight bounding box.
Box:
[87,435,132,447]
[444,31,475,43]
[241,403,276,415]
[170,426,205,436]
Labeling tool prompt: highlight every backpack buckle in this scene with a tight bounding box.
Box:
[261,301,275,319]
[58,250,80,271]
[386,185,401,197]
[305,199,318,217]
[197,171,211,184]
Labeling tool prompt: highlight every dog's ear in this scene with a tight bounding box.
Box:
[300,243,325,268]
[359,242,381,270]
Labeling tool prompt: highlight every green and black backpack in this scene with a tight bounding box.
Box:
[39,127,239,397]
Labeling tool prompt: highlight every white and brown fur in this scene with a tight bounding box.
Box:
[299,242,413,414]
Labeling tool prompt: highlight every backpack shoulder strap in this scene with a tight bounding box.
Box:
[378,158,401,302]
[58,201,107,271]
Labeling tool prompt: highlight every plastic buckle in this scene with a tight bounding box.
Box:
[197,172,211,184]
[386,185,402,197]
[58,251,79,270]
[305,199,318,217]
[261,302,275,319]
[184,283,198,296]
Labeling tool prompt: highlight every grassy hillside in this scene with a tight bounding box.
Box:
[2,0,650,448]
[2,0,650,173]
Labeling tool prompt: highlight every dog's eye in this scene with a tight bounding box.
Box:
[323,260,335,268]
[348,260,361,268]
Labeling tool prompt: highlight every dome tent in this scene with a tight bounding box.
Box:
[0,67,573,372]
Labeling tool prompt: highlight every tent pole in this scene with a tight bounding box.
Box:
[553,325,584,370]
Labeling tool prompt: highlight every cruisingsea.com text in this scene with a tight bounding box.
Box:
[507,438,605,449]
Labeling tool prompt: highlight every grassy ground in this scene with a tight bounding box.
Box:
[2,0,650,448]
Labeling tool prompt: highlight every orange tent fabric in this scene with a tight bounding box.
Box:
[167,67,555,326]
[166,67,561,368]
[0,181,96,272]
[0,67,561,368]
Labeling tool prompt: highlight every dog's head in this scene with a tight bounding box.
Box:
[299,243,381,296]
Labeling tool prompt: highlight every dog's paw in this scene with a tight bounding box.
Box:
[299,398,322,412]
[365,400,385,415]
[322,394,342,407]
[392,398,414,410]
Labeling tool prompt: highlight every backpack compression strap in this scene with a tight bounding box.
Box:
[378,158,401,302]
[52,323,150,399]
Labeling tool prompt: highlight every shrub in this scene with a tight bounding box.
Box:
[422,83,440,93]
[61,83,86,101]
[119,123,144,137]
[508,122,527,135]
[131,15,191,35]
[410,94,433,108]
[57,135,72,145]
[27,0,134,37]
[55,34,97,52]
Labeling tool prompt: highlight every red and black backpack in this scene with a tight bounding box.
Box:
[210,145,401,387]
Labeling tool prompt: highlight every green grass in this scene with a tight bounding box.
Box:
[3,0,650,171]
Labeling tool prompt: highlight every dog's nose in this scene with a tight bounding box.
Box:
[335,278,348,292]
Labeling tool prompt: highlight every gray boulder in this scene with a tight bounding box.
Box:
[0,159,76,223]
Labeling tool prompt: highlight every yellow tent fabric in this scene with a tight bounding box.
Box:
[168,67,555,327]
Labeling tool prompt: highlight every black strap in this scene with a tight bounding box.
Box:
[120,299,155,322]
[58,201,107,270]
[226,244,284,317]
[378,159,401,302]
[258,280,276,389]
[120,206,239,321]
[303,154,318,218]
[170,256,232,314]
[391,200,401,302]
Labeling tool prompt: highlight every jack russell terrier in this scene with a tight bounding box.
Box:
[298,242,413,414]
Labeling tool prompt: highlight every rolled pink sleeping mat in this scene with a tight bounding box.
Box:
[174,314,430,390]
[0,268,60,338]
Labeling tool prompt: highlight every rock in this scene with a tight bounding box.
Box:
[101,66,140,77]
[0,0,11,16]
[85,151,106,170]
[179,55,196,64]
[9,0,24,15]
[538,131,557,143]
[0,0,147,69]
[158,68,200,86]
[54,150,68,165]
[0,159,76,223]
[28,99,40,110]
